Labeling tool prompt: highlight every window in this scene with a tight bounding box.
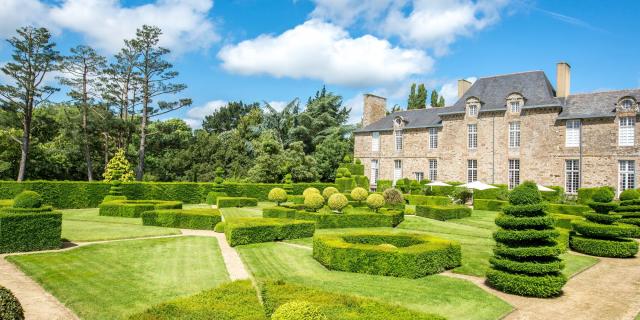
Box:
[370,159,379,185]
[565,160,580,194]
[414,172,424,182]
[394,160,402,184]
[508,159,520,189]
[371,132,380,152]
[395,130,403,151]
[619,117,635,146]
[510,101,521,113]
[509,122,520,148]
[621,98,634,110]
[429,159,438,181]
[565,120,580,147]
[468,105,478,116]
[467,160,477,183]
[429,128,438,149]
[619,160,636,192]
[468,124,477,149]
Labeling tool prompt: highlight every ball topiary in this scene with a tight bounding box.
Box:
[268,188,288,205]
[350,187,368,202]
[0,286,24,320]
[303,187,320,198]
[355,158,362,165]
[618,189,640,202]
[336,167,351,178]
[322,187,339,200]
[214,222,225,233]
[328,193,349,212]
[13,191,43,209]
[383,188,404,207]
[271,300,327,320]
[366,194,385,212]
[507,181,541,205]
[592,187,615,203]
[304,193,325,212]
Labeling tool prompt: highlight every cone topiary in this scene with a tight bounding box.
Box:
[282,173,294,194]
[212,167,226,192]
[13,191,43,209]
[328,193,349,213]
[570,187,638,257]
[103,148,134,182]
[366,194,385,212]
[487,181,567,297]
[322,187,339,200]
[268,188,288,206]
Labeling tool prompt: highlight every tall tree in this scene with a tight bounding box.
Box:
[59,45,106,180]
[202,101,259,134]
[407,83,417,109]
[130,25,191,181]
[430,90,439,107]
[0,27,60,181]
[416,84,427,109]
[438,96,445,107]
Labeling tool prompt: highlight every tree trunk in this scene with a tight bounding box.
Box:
[136,106,147,181]
[17,104,31,182]
[82,104,93,181]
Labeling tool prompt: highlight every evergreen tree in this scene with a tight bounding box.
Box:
[407,83,417,109]
[103,148,134,182]
[430,90,439,107]
[416,84,427,109]
[438,96,445,107]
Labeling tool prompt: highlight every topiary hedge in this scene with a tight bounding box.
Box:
[0,199,13,208]
[206,191,227,205]
[13,190,44,208]
[614,199,640,228]
[473,199,507,211]
[0,210,62,254]
[224,218,315,246]
[487,181,566,297]
[313,231,461,278]
[265,207,404,229]
[546,203,590,216]
[0,285,24,320]
[404,195,452,206]
[216,197,258,208]
[271,300,327,320]
[141,208,222,230]
[415,205,471,221]
[619,189,640,201]
[335,177,356,192]
[99,200,182,218]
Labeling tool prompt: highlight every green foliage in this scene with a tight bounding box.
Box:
[335,177,356,192]
[103,195,127,202]
[99,200,182,218]
[350,187,368,202]
[0,286,24,320]
[451,188,472,204]
[405,195,452,206]
[473,186,509,200]
[577,186,615,204]
[383,188,404,206]
[304,193,325,212]
[103,148,135,182]
[473,199,507,211]
[376,180,392,192]
[217,197,258,208]
[507,181,542,205]
[366,194,385,212]
[338,163,364,176]
[541,186,564,203]
[141,209,222,230]
[336,167,351,178]
[0,211,62,253]
[268,188,288,205]
[214,222,226,233]
[572,220,638,238]
[486,270,567,297]
[225,218,315,246]
[303,187,320,198]
[321,187,339,200]
[546,203,590,216]
[569,235,639,258]
[271,300,327,320]
[263,207,298,219]
[313,231,461,278]
[267,207,403,229]
[619,189,640,201]
[206,192,227,205]
[13,190,43,209]
[0,200,13,208]
[415,205,472,221]
[592,187,615,203]
[327,193,348,212]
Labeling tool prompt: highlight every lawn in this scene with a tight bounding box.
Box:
[61,208,180,241]
[219,203,269,219]
[7,236,229,320]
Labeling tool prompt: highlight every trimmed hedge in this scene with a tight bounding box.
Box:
[0,211,62,253]
[98,200,182,218]
[206,192,227,205]
[474,199,507,211]
[473,186,508,200]
[225,218,315,246]
[335,177,356,192]
[0,286,24,320]
[570,235,638,258]
[0,199,12,208]
[404,195,452,206]
[263,206,297,219]
[577,186,615,204]
[217,197,258,208]
[267,207,404,229]
[486,270,567,297]
[376,180,392,191]
[141,208,222,230]
[546,203,590,216]
[415,205,471,221]
[313,231,461,278]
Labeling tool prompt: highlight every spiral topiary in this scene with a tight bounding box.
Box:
[487,181,566,297]
[303,187,320,198]
[383,188,404,208]
[328,193,349,212]
[13,191,43,209]
[0,286,24,320]
[304,193,325,212]
[366,194,385,212]
[350,187,368,203]
[268,188,288,206]
[322,187,339,200]
[619,189,640,201]
[271,300,327,320]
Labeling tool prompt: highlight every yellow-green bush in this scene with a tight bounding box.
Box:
[304,193,325,212]
[268,188,288,205]
[321,187,339,200]
[327,193,348,212]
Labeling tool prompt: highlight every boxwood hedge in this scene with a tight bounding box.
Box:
[473,199,507,211]
[312,231,461,278]
[570,235,639,258]
[0,286,24,320]
[206,192,227,205]
[546,203,590,216]
[0,210,62,253]
[141,208,222,230]
[415,205,471,221]
[404,195,452,206]
[0,200,12,208]
[225,218,315,246]
[263,207,404,229]
[486,269,567,298]
[99,200,182,218]
[217,197,258,208]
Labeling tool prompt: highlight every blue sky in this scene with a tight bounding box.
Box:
[1,0,639,128]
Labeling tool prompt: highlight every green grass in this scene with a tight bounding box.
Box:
[61,208,180,241]
[237,241,512,320]
[7,236,229,320]
[219,206,264,219]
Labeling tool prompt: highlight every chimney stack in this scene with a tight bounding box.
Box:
[556,62,571,98]
[362,94,387,128]
[458,79,472,98]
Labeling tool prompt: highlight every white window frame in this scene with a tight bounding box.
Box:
[509,100,521,113]
[621,99,634,110]
[467,159,478,183]
[371,132,380,152]
[468,105,478,116]
[565,120,581,147]
[429,128,438,149]
[394,160,402,184]
[509,122,520,148]
[414,172,424,182]
[619,117,635,146]
[508,159,520,189]
[619,160,636,193]
[370,159,379,185]
[468,124,478,149]
[565,160,580,194]
[395,130,403,151]
[429,159,438,181]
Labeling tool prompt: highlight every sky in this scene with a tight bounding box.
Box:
[1,0,639,128]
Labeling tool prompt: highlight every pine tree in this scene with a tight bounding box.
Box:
[430,90,439,107]
[103,148,135,182]
[407,83,417,109]
[438,96,445,107]
[416,84,427,109]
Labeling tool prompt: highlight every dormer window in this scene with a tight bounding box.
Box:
[394,117,403,126]
[507,93,524,113]
[466,97,480,117]
[469,105,478,116]
[619,98,636,111]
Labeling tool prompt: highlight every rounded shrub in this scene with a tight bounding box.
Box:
[619,189,640,201]
[507,181,541,205]
[13,191,43,209]
[322,187,339,200]
[271,300,327,320]
[0,286,24,320]
[350,187,368,202]
[268,188,288,205]
[328,193,349,212]
[336,167,351,178]
[591,187,615,203]
[304,193,325,212]
[366,194,385,212]
[355,158,362,165]
[214,221,225,233]
[303,187,320,198]
[383,188,404,207]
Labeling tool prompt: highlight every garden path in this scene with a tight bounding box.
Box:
[444,250,640,320]
[181,229,251,281]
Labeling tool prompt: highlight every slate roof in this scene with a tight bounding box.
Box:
[558,89,640,119]
[354,107,450,132]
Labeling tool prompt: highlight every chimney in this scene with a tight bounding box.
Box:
[458,79,472,98]
[362,94,387,128]
[556,62,571,98]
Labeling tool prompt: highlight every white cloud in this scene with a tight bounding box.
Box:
[0,0,218,55]
[265,101,288,112]
[218,19,432,88]
[439,76,476,106]
[184,99,226,129]
[343,93,365,124]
